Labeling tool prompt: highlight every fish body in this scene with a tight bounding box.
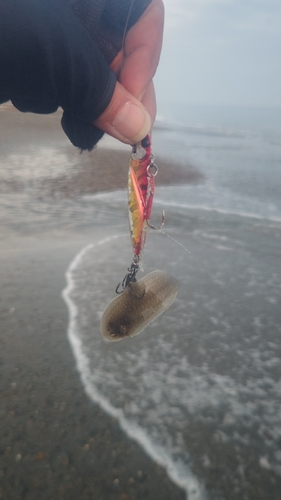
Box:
[101,270,179,341]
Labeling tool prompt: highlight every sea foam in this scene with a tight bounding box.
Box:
[62,236,207,500]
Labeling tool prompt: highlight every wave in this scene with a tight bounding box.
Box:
[81,186,281,224]
[62,237,207,500]
[61,223,281,499]
[155,197,281,223]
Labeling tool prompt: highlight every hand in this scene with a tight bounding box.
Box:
[94,0,164,144]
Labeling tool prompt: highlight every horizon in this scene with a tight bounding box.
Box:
[155,0,281,109]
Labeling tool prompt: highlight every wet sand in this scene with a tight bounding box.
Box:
[0,234,187,500]
[0,106,202,499]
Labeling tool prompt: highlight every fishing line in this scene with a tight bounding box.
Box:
[121,0,136,54]
[155,228,191,255]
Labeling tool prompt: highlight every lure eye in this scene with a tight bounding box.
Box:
[141,135,150,149]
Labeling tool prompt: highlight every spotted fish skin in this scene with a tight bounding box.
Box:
[100,271,180,342]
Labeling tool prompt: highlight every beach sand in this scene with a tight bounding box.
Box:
[0,234,187,500]
[0,106,202,499]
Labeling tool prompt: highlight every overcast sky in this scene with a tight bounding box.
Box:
[154,0,281,108]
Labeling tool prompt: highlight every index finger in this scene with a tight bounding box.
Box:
[118,0,164,100]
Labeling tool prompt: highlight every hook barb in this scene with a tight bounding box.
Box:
[147,210,165,230]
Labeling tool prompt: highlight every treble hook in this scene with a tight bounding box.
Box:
[116,259,140,294]
[147,210,165,230]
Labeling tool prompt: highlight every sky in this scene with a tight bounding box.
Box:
[154,0,281,108]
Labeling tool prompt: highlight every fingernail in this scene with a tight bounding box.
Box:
[112,102,151,143]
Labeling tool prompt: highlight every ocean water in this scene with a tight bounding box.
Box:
[63,105,281,499]
[1,103,281,499]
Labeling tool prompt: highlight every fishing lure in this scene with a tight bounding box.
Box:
[100,134,179,341]
[116,133,164,293]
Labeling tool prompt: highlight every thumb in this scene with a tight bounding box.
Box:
[93,81,151,144]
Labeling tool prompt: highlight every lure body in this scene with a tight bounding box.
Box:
[128,134,156,262]
[115,134,164,293]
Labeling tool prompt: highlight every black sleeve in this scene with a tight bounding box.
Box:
[0,0,152,150]
[69,0,152,64]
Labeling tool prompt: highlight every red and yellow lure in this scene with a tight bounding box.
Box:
[116,134,164,293]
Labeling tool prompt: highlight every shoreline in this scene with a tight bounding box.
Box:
[0,233,187,500]
[0,103,204,200]
[2,105,281,500]
[40,146,204,199]
[0,108,194,499]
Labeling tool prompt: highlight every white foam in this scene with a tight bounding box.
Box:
[62,238,207,500]
[61,229,281,496]
[155,198,281,223]
[80,187,281,224]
